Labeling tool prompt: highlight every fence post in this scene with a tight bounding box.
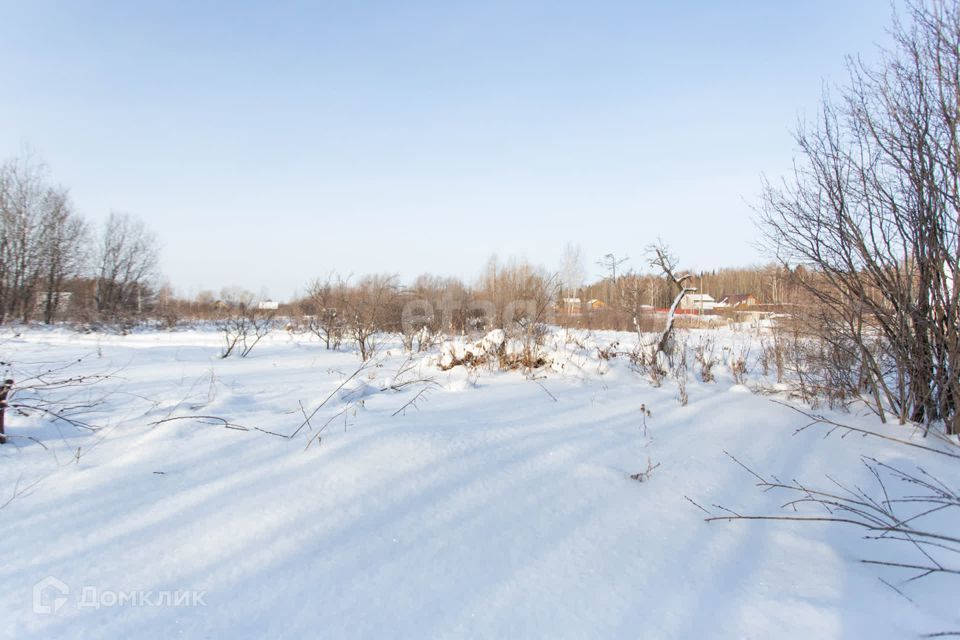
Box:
[0,379,13,444]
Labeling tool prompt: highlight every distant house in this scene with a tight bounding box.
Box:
[586,299,606,311]
[679,293,717,311]
[717,293,757,308]
[257,300,280,311]
[561,297,582,315]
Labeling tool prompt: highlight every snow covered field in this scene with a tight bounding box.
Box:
[0,326,956,638]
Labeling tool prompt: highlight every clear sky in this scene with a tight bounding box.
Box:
[1,1,898,300]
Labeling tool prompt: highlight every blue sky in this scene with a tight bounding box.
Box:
[1,1,897,300]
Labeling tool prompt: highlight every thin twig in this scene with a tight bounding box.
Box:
[773,400,960,460]
[534,380,558,402]
[392,387,432,417]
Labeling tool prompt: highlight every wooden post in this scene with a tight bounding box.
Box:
[0,379,13,444]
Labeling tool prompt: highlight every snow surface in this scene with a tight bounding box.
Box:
[0,326,956,638]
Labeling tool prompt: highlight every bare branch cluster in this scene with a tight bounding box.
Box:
[0,353,116,446]
[709,449,960,587]
[757,0,960,433]
[217,289,277,358]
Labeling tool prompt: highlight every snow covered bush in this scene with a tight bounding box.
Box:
[433,329,553,372]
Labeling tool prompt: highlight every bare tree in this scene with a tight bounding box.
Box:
[300,275,344,350]
[0,155,49,323]
[37,189,88,323]
[94,212,160,321]
[217,288,276,358]
[405,273,470,335]
[758,0,960,434]
[0,155,89,324]
[646,241,695,358]
[596,252,629,308]
[560,243,586,297]
[341,274,399,361]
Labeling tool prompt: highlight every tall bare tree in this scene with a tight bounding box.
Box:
[94,212,159,321]
[758,0,960,433]
[559,243,586,298]
[37,188,89,323]
[596,252,629,309]
[0,155,46,322]
[0,154,89,323]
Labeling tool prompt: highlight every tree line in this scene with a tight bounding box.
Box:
[0,155,160,324]
[0,152,789,333]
